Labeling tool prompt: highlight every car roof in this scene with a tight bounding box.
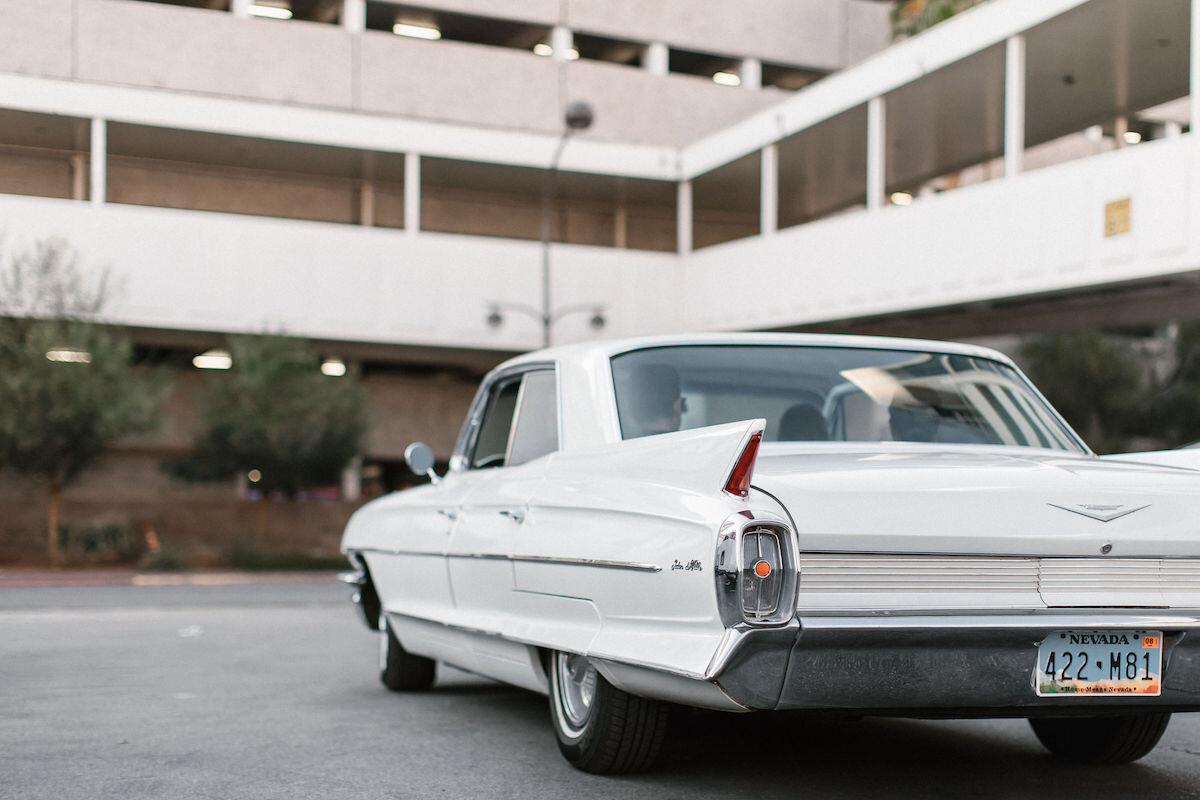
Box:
[489,332,1016,375]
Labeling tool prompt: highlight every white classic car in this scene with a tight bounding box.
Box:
[340,333,1200,773]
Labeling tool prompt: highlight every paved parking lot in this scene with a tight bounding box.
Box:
[4,578,1200,799]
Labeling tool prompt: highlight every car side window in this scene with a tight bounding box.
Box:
[507,370,559,466]
[470,378,521,469]
[467,369,559,469]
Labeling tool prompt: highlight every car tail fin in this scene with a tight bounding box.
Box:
[547,418,767,499]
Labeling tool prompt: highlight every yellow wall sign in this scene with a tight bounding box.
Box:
[1105,197,1131,237]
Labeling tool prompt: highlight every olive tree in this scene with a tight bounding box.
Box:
[176,333,369,545]
[1020,329,1150,454]
[0,240,163,566]
[1152,321,1200,448]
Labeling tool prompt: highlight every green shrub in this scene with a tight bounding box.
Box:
[226,538,348,571]
[56,522,144,564]
[138,544,188,572]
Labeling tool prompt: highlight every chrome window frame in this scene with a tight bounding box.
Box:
[450,361,559,472]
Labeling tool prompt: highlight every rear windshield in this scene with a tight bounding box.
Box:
[610,345,1084,452]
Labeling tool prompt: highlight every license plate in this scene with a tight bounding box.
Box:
[1035,630,1162,696]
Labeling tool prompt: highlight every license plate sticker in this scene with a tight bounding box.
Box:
[1035,630,1162,697]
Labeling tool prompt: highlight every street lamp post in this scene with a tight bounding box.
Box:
[487,100,598,348]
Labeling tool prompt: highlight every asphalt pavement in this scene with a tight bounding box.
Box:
[3,576,1200,799]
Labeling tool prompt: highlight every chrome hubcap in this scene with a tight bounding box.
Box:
[557,654,597,728]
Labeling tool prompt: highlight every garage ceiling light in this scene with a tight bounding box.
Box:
[193,349,232,370]
[533,43,579,60]
[249,2,292,19]
[46,348,91,364]
[393,22,441,40]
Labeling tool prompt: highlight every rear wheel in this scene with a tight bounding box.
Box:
[379,618,436,691]
[548,650,670,774]
[1029,712,1171,763]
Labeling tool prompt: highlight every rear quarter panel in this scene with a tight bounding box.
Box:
[512,422,761,677]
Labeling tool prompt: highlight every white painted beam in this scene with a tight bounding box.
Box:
[0,74,678,181]
[760,143,777,236]
[866,97,885,211]
[342,0,366,33]
[741,58,762,91]
[680,0,1095,179]
[677,181,693,255]
[551,26,573,61]
[645,42,668,76]
[89,117,105,206]
[1193,0,1200,134]
[405,152,421,235]
[1004,34,1025,177]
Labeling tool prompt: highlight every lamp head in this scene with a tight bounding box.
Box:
[564,100,594,132]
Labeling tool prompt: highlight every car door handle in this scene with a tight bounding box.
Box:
[498,509,525,524]
[437,508,458,521]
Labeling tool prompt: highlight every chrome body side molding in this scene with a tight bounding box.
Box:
[350,546,661,573]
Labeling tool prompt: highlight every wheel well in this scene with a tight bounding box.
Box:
[350,553,382,631]
[536,647,553,685]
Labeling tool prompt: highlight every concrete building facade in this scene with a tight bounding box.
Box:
[3,0,1200,563]
[0,0,892,562]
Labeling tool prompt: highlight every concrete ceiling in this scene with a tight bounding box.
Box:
[421,156,675,207]
[883,0,1190,191]
[0,108,89,152]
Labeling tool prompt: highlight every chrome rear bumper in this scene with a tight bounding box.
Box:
[712,611,1200,715]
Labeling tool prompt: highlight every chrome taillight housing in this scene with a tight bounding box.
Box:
[715,511,798,627]
[741,528,783,618]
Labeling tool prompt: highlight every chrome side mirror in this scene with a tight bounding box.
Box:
[404,442,441,485]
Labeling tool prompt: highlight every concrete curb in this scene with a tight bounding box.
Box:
[0,570,341,589]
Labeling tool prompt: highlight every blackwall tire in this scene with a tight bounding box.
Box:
[548,651,670,774]
[1029,712,1171,764]
[379,618,436,692]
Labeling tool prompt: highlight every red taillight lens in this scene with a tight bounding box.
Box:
[724,432,762,498]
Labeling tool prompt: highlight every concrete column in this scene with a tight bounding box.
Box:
[866,96,885,211]
[1004,34,1025,177]
[551,26,573,61]
[341,456,362,502]
[741,58,762,91]
[1192,0,1200,134]
[1165,120,1184,138]
[645,42,668,76]
[1114,114,1129,148]
[69,154,86,201]
[359,152,375,227]
[760,143,778,236]
[342,0,365,33]
[677,180,692,255]
[405,152,421,235]
[89,117,106,206]
[614,204,628,248]
[231,0,251,18]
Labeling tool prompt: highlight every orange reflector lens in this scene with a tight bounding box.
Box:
[754,560,772,578]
